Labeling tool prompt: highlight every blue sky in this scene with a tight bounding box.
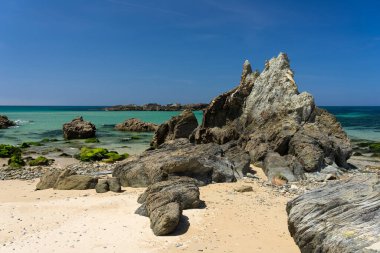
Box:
[0,0,379,106]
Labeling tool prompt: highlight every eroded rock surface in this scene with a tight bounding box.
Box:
[136,177,203,235]
[287,174,380,253]
[115,118,158,132]
[113,139,244,187]
[191,60,258,144]
[36,169,98,190]
[191,53,352,180]
[63,116,96,139]
[151,110,198,148]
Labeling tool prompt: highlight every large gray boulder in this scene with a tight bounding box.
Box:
[113,138,243,187]
[191,53,352,180]
[151,110,198,148]
[115,118,158,132]
[54,174,98,190]
[287,174,380,253]
[0,115,15,129]
[136,177,203,236]
[35,170,61,190]
[63,116,96,139]
[36,169,98,190]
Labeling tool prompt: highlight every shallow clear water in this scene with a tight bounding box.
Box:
[0,106,379,156]
[322,106,380,142]
[0,106,203,155]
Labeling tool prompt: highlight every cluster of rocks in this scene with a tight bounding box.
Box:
[190,53,352,183]
[106,53,357,237]
[0,115,15,129]
[115,118,158,132]
[33,53,379,245]
[63,116,96,139]
[103,103,208,111]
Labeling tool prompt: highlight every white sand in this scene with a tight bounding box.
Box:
[0,167,299,253]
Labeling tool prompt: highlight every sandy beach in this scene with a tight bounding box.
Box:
[0,167,299,253]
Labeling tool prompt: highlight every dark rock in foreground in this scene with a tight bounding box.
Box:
[113,138,248,187]
[136,177,203,235]
[287,174,380,253]
[191,53,352,181]
[0,115,15,129]
[115,118,158,132]
[151,109,198,148]
[63,116,96,139]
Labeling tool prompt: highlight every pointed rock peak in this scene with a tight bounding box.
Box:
[264,52,291,72]
[241,59,253,80]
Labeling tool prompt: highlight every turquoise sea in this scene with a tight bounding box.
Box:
[0,106,379,156]
[0,106,203,155]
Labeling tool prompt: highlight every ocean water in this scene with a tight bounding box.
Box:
[322,106,380,142]
[0,106,379,156]
[0,106,203,155]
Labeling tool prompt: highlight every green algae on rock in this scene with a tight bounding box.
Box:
[29,156,53,166]
[0,144,22,158]
[76,147,128,163]
[8,153,25,168]
[84,138,100,143]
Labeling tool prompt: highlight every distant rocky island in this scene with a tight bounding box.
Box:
[102,103,208,111]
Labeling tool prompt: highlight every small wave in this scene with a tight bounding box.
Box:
[14,119,32,125]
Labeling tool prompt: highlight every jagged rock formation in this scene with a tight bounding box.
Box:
[0,115,15,129]
[192,53,352,180]
[151,110,198,148]
[113,138,243,187]
[63,116,96,139]
[287,174,380,253]
[115,118,158,132]
[135,177,203,235]
[191,60,259,144]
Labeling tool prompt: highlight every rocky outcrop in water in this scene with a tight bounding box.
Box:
[63,116,96,139]
[135,177,203,235]
[103,103,208,111]
[113,138,243,187]
[0,115,15,129]
[115,118,158,132]
[191,53,352,181]
[287,174,380,253]
[150,110,198,148]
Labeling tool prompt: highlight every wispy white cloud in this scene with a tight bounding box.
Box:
[106,0,187,17]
